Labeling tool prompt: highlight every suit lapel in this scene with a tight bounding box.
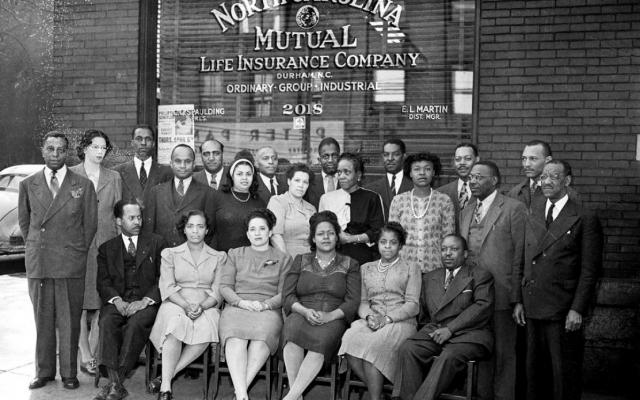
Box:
[31,170,54,211]
[460,203,473,237]
[175,181,201,213]
[539,200,579,253]
[427,269,446,313]
[135,234,151,267]
[436,267,472,313]
[399,176,413,194]
[95,166,109,194]
[124,161,143,193]
[478,194,504,248]
[113,237,126,279]
[42,171,75,224]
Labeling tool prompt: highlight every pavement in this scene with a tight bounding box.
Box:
[0,273,631,400]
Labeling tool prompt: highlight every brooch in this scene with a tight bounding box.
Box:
[263,260,279,268]
[70,187,84,198]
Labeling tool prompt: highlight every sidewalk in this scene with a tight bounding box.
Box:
[0,274,630,400]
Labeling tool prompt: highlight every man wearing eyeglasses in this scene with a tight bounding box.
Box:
[513,160,601,400]
[193,139,228,190]
[113,125,172,207]
[305,137,341,209]
[459,161,527,400]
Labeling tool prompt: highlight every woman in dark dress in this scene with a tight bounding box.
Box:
[210,158,265,251]
[319,153,384,265]
[281,211,361,400]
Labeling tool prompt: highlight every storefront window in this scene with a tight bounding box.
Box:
[156,0,476,168]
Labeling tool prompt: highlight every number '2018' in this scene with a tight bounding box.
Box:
[282,103,323,116]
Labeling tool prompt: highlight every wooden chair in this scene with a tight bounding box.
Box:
[275,356,340,400]
[340,361,393,400]
[94,341,154,388]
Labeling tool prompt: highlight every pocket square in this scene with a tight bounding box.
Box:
[462,289,472,293]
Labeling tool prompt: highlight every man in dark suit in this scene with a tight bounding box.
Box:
[254,146,288,204]
[93,200,166,400]
[193,139,229,190]
[18,131,98,390]
[143,144,213,247]
[113,124,172,207]
[305,137,340,209]
[514,160,602,400]
[507,140,579,209]
[395,235,494,400]
[366,138,412,221]
[438,143,479,232]
[460,161,527,400]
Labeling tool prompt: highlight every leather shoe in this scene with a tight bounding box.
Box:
[28,376,54,389]
[93,384,112,400]
[106,382,129,400]
[147,376,162,393]
[62,377,80,389]
[158,391,172,400]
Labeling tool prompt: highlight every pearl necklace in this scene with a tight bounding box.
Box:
[315,254,336,269]
[231,190,250,203]
[410,189,432,219]
[377,257,400,273]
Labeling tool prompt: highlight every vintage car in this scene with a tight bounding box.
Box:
[0,164,44,261]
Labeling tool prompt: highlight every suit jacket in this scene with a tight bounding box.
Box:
[507,178,580,209]
[18,168,98,278]
[96,233,166,305]
[437,179,477,234]
[417,262,494,351]
[192,167,229,190]
[305,174,328,210]
[517,199,602,320]
[142,179,214,247]
[460,193,526,310]
[365,174,412,221]
[113,159,172,207]
[256,173,288,205]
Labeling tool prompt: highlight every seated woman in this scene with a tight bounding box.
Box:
[149,210,226,400]
[218,208,293,400]
[338,222,421,400]
[281,211,361,400]
[267,163,317,258]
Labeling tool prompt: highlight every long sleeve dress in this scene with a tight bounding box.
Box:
[150,243,226,351]
[282,253,361,363]
[267,192,316,258]
[218,246,292,353]
[210,189,265,252]
[338,258,421,382]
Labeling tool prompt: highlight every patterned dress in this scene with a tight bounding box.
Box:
[339,257,421,381]
[267,192,316,258]
[388,189,455,273]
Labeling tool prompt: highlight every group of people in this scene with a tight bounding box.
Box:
[17,125,602,400]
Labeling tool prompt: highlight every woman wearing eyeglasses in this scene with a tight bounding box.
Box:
[70,129,122,376]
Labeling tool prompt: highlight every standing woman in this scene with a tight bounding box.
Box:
[70,129,122,376]
[281,211,361,400]
[149,210,226,400]
[218,209,293,400]
[339,222,421,400]
[389,153,455,273]
[267,163,316,257]
[319,153,384,265]
[210,158,265,251]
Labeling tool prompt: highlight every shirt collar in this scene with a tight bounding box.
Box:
[457,178,470,193]
[260,172,277,187]
[134,156,152,171]
[546,194,569,218]
[44,164,67,186]
[387,170,404,186]
[529,177,541,188]
[478,189,498,211]
[174,176,192,192]
[446,266,462,280]
[121,234,139,248]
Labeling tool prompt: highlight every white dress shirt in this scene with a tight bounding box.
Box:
[259,172,278,194]
[476,189,498,221]
[386,170,404,194]
[174,176,193,194]
[44,164,68,188]
[133,156,153,179]
[545,194,569,221]
[205,169,224,189]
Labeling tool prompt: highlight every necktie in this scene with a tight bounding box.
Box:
[444,270,455,290]
[474,200,483,224]
[270,177,276,195]
[177,179,184,197]
[326,175,336,192]
[50,170,59,198]
[530,180,537,197]
[139,164,147,187]
[459,182,469,209]
[390,174,397,197]
[127,237,136,257]
[546,203,555,228]
[210,174,217,190]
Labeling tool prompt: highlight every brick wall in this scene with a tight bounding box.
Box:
[478,0,639,394]
[52,0,139,154]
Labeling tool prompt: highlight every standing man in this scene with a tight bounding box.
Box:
[438,143,480,231]
[254,146,288,204]
[18,131,98,390]
[143,144,213,247]
[113,124,172,207]
[93,200,166,400]
[395,234,494,400]
[193,139,228,190]
[514,160,601,400]
[460,160,527,400]
[305,137,340,209]
[367,138,412,221]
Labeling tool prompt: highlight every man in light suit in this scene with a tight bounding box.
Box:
[437,143,479,232]
[142,144,214,247]
[93,200,166,400]
[254,146,288,204]
[460,160,526,400]
[193,139,229,190]
[18,131,98,390]
[514,160,601,400]
[366,138,412,221]
[305,137,340,209]
[113,125,172,207]
[395,235,494,400]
